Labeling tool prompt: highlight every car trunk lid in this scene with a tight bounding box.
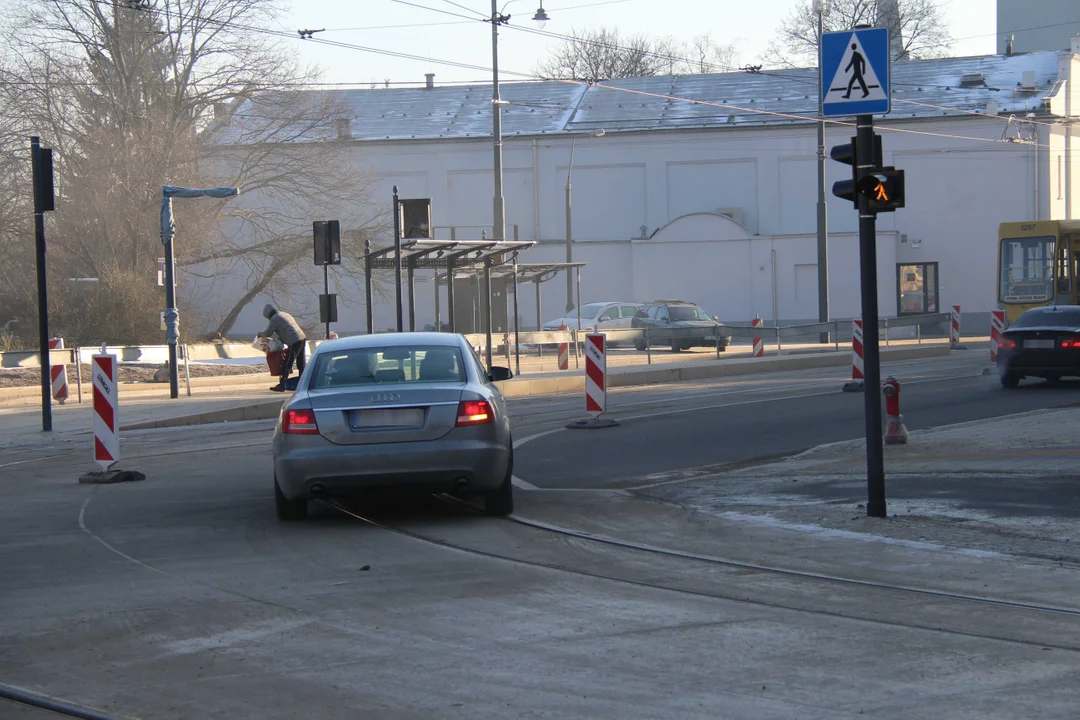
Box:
[308,384,465,445]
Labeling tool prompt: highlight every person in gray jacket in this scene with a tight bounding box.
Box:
[258,304,308,392]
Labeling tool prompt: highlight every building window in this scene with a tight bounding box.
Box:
[897,262,939,316]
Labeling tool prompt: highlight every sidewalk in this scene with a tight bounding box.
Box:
[641,405,1080,563]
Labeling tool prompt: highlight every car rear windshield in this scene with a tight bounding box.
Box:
[670,306,712,321]
[311,346,467,388]
[1011,309,1080,329]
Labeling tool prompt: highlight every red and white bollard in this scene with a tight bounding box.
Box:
[752,316,764,358]
[990,311,1005,364]
[566,333,619,429]
[950,306,962,346]
[882,376,909,444]
[843,320,866,391]
[79,344,144,484]
[49,338,69,404]
[557,323,569,371]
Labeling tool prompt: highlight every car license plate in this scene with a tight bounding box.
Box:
[1024,339,1055,349]
[351,408,424,428]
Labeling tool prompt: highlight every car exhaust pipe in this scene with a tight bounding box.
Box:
[310,483,325,498]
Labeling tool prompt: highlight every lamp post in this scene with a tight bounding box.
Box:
[815,0,830,343]
[489,0,551,247]
[565,128,606,312]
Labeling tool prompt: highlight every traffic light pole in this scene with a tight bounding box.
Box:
[855,114,887,519]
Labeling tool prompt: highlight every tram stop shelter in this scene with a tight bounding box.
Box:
[363,238,586,368]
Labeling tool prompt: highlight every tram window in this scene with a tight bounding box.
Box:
[1059,242,1072,295]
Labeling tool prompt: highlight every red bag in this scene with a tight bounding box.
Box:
[266,350,287,376]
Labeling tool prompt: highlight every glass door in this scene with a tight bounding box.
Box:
[897,262,939,315]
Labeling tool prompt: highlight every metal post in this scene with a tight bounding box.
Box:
[504,271,512,368]
[183,344,192,397]
[512,258,521,376]
[447,257,457,334]
[163,218,179,399]
[393,185,403,332]
[816,4,830,344]
[364,238,373,335]
[323,262,331,340]
[434,271,441,331]
[75,346,83,403]
[490,1,506,245]
[535,280,543,357]
[407,256,416,332]
[31,137,52,430]
[565,144,574,312]
[484,260,494,372]
[575,267,582,368]
[646,328,652,364]
[856,114,887,519]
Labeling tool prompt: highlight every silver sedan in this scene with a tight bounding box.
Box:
[272,332,514,520]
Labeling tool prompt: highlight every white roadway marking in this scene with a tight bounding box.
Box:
[78,491,171,576]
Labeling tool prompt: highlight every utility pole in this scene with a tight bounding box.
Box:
[490,0,507,245]
[31,137,55,432]
[816,1,830,343]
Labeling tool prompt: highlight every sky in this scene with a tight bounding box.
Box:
[275,0,999,87]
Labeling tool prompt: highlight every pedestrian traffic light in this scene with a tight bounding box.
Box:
[830,133,884,209]
[857,167,905,212]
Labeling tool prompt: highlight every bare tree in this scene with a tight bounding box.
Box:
[535,27,739,82]
[765,0,952,68]
[0,0,381,343]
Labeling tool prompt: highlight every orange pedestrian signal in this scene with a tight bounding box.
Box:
[873,182,888,201]
[856,167,904,212]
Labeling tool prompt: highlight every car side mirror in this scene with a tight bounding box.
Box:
[713,316,719,322]
[663,317,670,323]
[489,366,513,382]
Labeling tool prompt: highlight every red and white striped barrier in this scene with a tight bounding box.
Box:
[950,306,961,345]
[851,320,865,380]
[557,324,569,371]
[752,316,764,358]
[92,351,119,472]
[990,310,1006,363]
[49,338,68,404]
[584,333,606,417]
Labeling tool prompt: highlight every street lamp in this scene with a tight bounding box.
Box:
[490,0,550,247]
[565,128,605,312]
[532,1,549,28]
[814,0,830,343]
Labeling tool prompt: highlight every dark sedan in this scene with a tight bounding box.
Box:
[996,306,1080,388]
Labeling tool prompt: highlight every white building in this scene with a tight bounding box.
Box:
[204,44,1080,339]
[997,0,1080,55]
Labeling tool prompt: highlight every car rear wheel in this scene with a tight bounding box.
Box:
[275,475,308,521]
[634,339,646,351]
[670,340,682,353]
[1000,372,1020,389]
[484,450,514,517]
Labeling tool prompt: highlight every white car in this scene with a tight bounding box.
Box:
[542,302,641,333]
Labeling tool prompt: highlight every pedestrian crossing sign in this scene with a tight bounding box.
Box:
[821,27,890,117]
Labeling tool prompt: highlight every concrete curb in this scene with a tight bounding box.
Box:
[119,344,951,431]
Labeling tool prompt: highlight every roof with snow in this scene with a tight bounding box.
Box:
[211,51,1066,145]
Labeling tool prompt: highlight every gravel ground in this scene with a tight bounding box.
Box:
[0,363,265,388]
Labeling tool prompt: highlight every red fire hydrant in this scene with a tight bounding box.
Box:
[882,376,909,445]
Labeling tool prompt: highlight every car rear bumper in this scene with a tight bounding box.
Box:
[998,353,1080,377]
[274,437,510,500]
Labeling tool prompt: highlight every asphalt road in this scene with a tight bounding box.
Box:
[513,354,1080,488]
[5,353,1080,719]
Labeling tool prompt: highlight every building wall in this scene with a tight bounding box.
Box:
[206,111,1060,339]
[997,0,1080,54]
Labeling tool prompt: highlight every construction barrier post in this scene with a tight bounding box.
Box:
[990,311,1005,364]
[79,345,145,484]
[557,324,569,370]
[843,319,866,392]
[49,338,68,404]
[752,316,763,358]
[950,305,962,347]
[566,333,618,429]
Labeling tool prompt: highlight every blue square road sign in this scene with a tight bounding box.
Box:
[821,27,890,117]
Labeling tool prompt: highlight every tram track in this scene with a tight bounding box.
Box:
[325,496,1080,655]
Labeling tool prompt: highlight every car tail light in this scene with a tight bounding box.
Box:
[456,400,494,427]
[998,338,1016,350]
[282,408,319,434]
[1061,337,1080,349]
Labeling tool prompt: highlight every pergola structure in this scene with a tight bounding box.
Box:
[363,239,585,368]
